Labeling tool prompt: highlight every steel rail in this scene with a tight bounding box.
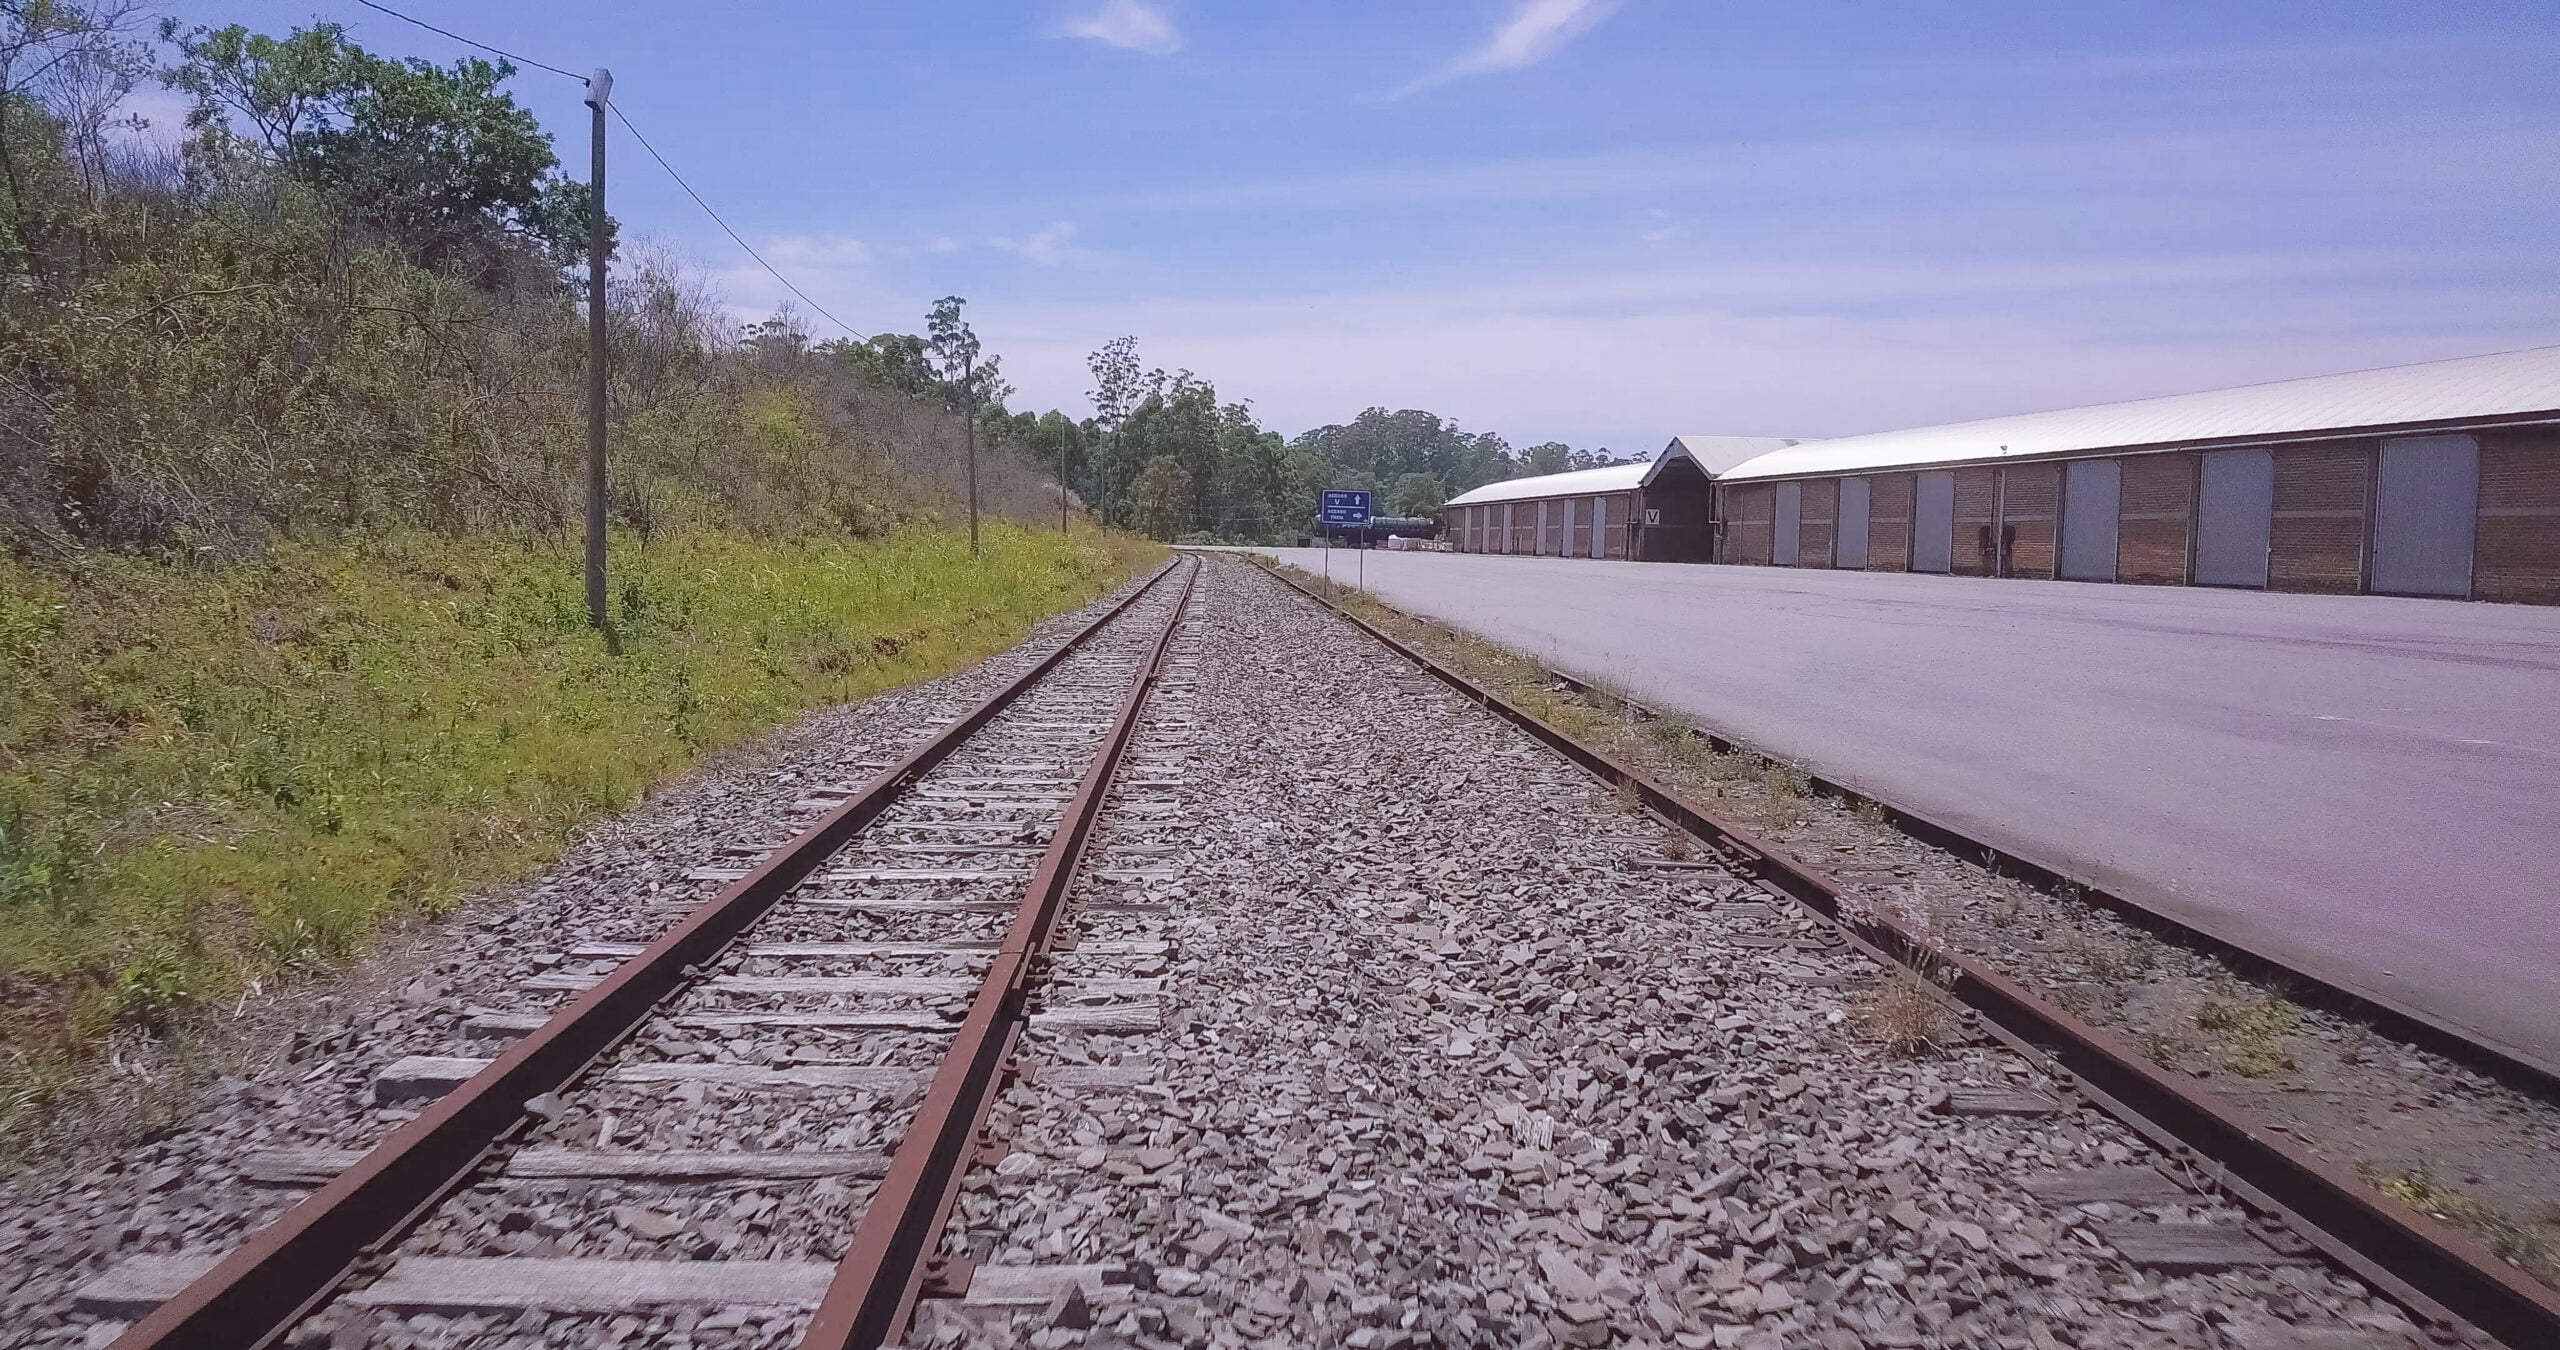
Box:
[801,556,1200,1349]
[110,560,1183,1350]
[1249,556,2560,1350]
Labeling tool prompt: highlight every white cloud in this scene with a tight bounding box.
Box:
[1403,0,1620,95]
[763,235,872,268]
[1056,0,1182,56]
[989,221,1091,267]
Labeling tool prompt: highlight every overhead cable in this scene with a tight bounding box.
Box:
[354,0,585,80]
[352,1,872,342]
[610,104,870,341]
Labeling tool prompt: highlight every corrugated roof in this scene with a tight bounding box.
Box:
[1720,345,2560,483]
[1667,435,1801,474]
[1444,459,1652,508]
[1446,434,1805,508]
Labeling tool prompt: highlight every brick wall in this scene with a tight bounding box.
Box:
[2476,429,2560,604]
[1798,479,1838,569]
[1999,463,2060,579]
[1724,484,1774,565]
[2270,443,2371,593]
[1867,473,1913,570]
[2117,452,2193,584]
[1952,468,1999,576]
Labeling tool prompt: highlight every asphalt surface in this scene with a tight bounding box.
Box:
[1262,548,2560,1074]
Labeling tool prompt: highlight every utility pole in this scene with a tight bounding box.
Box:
[583,69,613,634]
[964,350,980,557]
[1060,435,1070,535]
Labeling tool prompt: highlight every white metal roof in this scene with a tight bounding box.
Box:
[1445,434,1804,508]
[1666,435,1801,474]
[1444,460,1652,508]
[1719,345,2560,483]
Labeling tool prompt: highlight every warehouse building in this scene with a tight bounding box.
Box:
[1443,435,1797,562]
[1706,347,2560,603]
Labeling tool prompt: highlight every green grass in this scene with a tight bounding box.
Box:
[0,524,1157,1119]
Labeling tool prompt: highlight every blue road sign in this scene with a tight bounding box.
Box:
[1319,490,1374,525]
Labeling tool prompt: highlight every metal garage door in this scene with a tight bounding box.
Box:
[2059,459,2122,581]
[1773,482,1802,566]
[1589,496,1606,558]
[2372,434,2478,597]
[2194,449,2273,587]
[1835,478,1871,569]
[1911,472,1955,572]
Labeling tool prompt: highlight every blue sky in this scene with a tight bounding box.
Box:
[154,1,2560,453]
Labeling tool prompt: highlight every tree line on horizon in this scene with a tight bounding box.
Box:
[836,327,1633,543]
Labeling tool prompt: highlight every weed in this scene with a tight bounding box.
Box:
[2360,1162,2559,1284]
[1853,799,1890,832]
[1762,764,1812,800]
[2196,995,2303,1077]
[2074,929,2156,981]
[1703,751,1754,783]
[1859,968,1952,1058]
[1661,830,1692,862]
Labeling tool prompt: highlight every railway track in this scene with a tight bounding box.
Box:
[37,549,2554,1349]
[1253,554,2560,1350]
[90,556,1202,1350]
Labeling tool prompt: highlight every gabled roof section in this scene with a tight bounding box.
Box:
[1666,436,1801,475]
[1444,435,1804,509]
[1721,346,2560,483]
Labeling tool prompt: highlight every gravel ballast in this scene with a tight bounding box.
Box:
[1,555,2484,1349]
[924,556,2465,1350]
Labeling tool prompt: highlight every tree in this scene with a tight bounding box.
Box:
[1086,335,1150,432]
[925,296,1009,555]
[1521,441,1575,475]
[1129,456,1192,541]
[1385,471,1446,518]
[825,332,940,402]
[1,0,150,279]
[163,22,600,270]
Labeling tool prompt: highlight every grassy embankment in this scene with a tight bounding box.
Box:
[0,525,1159,1126]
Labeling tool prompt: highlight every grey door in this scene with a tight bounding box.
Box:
[1590,496,1606,558]
[2373,435,2478,597]
[2059,459,2123,581]
[2194,448,2274,587]
[1835,477,1871,569]
[1773,481,1802,566]
[1912,471,1955,572]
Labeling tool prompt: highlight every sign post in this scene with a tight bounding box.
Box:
[1319,490,1373,589]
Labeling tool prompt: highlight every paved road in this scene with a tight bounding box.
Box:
[1262,549,2560,1073]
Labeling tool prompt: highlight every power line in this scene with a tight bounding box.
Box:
[611,104,870,342]
[353,1,873,344]
[353,0,585,80]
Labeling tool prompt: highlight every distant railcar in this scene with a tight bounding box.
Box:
[1311,515,1438,548]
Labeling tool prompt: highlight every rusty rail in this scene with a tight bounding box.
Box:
[1251,556,2560,1350]
[802,556,1199,1348]
[111,561,1183,1350]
